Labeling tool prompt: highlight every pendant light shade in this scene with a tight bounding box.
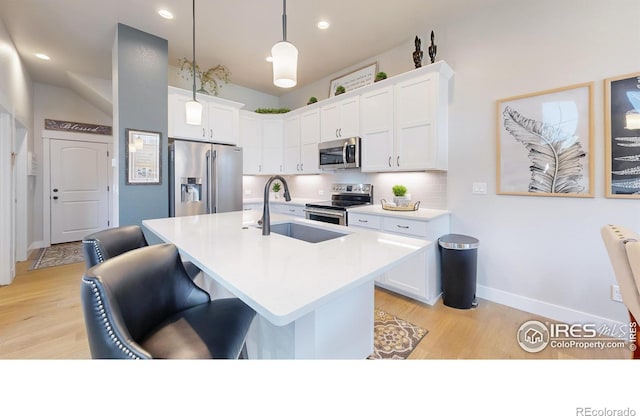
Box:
[185,100,203,125]
[272,41,298,88]
[185,0,202,125]
[272,0,297,88]
[625,110,640,130]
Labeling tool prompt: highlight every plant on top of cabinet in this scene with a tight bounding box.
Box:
[335,85,346,96]
[177,58,230,96]
[307,96,318,105]
[255,108,291,114]
[375,72,387,82]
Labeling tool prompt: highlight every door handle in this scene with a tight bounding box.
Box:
[210,129,213,138]
[339,128,342,137]
[397,156,400,167]
[388,156,392,167]
[53,188,58,192]
[53,196,58,200]
[335,129,339,138]
[300,163,303,171]
[202,128,205,138]
[296,163,299,172]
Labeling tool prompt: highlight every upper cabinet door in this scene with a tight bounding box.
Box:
[239,113,262,175]
[207,102,237,145]
[299,109,320,174]
[338,96,360,138]
[395,73,439,170]
[283,115,301,174]
[360,86,395,172]
[320,103,340,142]
[169,92,207,140]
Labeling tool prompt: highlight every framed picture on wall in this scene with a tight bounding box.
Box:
[125,129,161,185]
[496,82,594,197]
[605,72,640,198]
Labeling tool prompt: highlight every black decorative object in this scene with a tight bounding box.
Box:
[413,36,423,69]
[428,31,437,64]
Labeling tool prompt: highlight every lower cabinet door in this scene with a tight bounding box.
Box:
[382,250,427,300]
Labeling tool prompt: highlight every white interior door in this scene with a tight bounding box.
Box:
[50,139,109,244]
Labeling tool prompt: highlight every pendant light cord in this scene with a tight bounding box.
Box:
[192,0,197,101]
[282,0,287,42]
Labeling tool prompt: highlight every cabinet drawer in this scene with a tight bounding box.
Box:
[348,213,381,229]
[272,203,305,217]
[382,217,428,238]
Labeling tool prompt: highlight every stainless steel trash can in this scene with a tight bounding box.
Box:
[438,234,479,309]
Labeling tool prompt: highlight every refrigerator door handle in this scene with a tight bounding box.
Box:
[211,149,218,213]
[205,150,211,214]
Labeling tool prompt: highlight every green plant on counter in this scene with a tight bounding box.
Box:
[335,85,346,95]
[375,71,387,82]
[255,107,291,114]
[272,181,281,193]
[392,184,407,197]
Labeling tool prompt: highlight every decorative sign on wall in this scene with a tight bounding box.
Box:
[604,72,640,199]
[329,63,378,97]
[496,82,594,198]
[125,129,161,185]
[44,119,112,135]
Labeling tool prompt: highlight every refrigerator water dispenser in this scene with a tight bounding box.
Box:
[181,178,202,203]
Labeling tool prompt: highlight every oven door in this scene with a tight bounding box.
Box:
[304,207,346,226]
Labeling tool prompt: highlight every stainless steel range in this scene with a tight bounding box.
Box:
[304,184,373,226]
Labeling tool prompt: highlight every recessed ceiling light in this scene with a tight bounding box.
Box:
[317,20,330,30]
[35,53,50,60]
[158,9,174,19]
[265,56,274,63]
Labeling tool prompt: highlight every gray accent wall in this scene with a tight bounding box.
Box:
[114,23,168,226]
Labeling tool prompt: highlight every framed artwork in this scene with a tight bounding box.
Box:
[605,72,640,198]
[125,129,161,185]
[329,62,377,97]
[496,82,594,197]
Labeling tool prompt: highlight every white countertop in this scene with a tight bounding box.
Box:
[348,204,450,221]
[143,211,428,326]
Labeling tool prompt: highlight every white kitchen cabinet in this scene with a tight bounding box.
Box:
[168,86,242,145]
[360,86,395,171]
[320,96,359,142]
[284,109,320,174]
[348,210,450,305]
[239,111,283,175]
[360,62,453,172]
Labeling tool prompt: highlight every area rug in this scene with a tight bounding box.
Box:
[30,241,84,270]
[368,309,428,360]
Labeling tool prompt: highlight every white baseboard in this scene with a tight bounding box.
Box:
[476,284,628,338]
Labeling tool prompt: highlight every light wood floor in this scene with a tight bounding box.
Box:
[0,258,631,359]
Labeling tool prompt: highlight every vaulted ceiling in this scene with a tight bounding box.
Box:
[0,0,495,96]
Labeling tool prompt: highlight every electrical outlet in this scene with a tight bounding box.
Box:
[611,284,623,303]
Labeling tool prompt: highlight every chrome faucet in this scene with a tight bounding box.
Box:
[261,175,291,235]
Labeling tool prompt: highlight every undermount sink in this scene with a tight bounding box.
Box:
[269,222,348,243]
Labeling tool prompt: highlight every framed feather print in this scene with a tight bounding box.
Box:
[605,72,640,198]
[496,82,594,197]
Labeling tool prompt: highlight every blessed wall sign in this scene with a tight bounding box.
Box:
[44,119,113,135]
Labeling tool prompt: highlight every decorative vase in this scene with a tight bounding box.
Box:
[393,195,410,207]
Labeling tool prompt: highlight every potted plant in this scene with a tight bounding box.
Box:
[392,184,410,207]
[335,85,346,96]
[375,72,387,82]
[272,181,281,199]
[307,96,318,105]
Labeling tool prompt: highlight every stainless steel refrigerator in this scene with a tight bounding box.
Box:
[169,139,243,217]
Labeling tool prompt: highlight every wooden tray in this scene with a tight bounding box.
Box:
[380,199,420,211]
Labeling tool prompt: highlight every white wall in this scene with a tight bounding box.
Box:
[32,83,112,245]
[276,0,639,327]
[0,17,33,260]
[440,0,639,325]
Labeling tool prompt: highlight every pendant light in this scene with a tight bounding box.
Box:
[271,0,298,88]
[185,0,202,125]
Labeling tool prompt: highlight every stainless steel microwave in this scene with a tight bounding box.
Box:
[319,137,360,169]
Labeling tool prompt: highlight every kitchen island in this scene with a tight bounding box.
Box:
[143,210,429,359]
